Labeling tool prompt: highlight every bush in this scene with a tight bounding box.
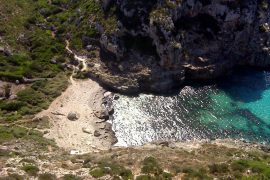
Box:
[0,126,14,144]
[90,168,106,178]
[11,127,28,138]
[38,173,57,180]
[183,168,210,180]
[136,175,154,180]
[0,173,24,180]
[17,88,45,106]
[22,165,39,176]
[141,157,163,175]
[0,101,25,111]
[90,162,133,180]
[162,172,173,179]
[62,174,81,180]
[231,160,249,172]
[209,163,229,174]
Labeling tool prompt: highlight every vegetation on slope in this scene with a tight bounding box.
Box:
[0,0,113,122]
[1,142,270,179]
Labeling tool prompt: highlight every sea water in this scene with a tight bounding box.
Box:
[112,69,270,146]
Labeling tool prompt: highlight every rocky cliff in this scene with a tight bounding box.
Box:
[86,0,270,93]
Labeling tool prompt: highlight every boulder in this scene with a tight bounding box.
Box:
[9,94,17,100]
[94,110,109,120]
[0,46,12,56]
[104,122,112,131]
[113,95,120,100]
[104,91,112,98]
[86,45,94,51]
[82,127,92,134]
[94,130,101,137]
[67,112,80,121]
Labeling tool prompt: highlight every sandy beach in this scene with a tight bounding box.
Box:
[36,78,116,154]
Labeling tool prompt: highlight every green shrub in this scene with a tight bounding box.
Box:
[141,157,163,175]
[62,174,81,180]
[231,160,249,172]
[11,127,28,138]
[136,175,154,180]
[162,172,173,179]
[0,101,25,111]
[22,164,39,176]
[209,163,229,174]
[90,168,106,178]
[38,173,57,180]
[0,126,14,144]
[0,173,24,180]
[90,162,133,180]
[183,168,210,180]
[17,88,45,106]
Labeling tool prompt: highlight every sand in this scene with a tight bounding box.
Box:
[36,78,116,154]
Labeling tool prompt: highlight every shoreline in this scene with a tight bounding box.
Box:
[35,76,270,154]
[33,42,270,154]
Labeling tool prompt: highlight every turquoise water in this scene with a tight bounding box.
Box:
[112,69,270,146]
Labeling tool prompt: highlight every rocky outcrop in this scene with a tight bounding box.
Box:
[90,0,270,93]
[0,46,12,56]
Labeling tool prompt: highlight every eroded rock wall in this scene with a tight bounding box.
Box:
[95,0,270,93]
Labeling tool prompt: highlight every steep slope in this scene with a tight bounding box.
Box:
[93,0,270,93]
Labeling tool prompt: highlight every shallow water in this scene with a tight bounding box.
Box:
[112,69,270,146]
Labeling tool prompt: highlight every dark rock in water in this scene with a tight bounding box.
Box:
[88,0,270,94]
[67,112,80,121]
[113,95,120,100]
[108,107,114,115]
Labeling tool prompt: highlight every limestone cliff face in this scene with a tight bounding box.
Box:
[93,0,270,93]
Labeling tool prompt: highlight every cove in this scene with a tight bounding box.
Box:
[111,69,270,146]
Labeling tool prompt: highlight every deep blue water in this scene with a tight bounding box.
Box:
[112,69,270,146]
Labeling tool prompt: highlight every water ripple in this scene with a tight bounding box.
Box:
[112,70,270,146]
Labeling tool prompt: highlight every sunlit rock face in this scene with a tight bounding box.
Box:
[96,0,270,93]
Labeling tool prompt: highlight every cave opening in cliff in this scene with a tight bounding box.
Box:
[175,13,220,39]
[123,34,158,57]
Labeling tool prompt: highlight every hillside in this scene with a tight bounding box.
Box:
[1,0,270,179]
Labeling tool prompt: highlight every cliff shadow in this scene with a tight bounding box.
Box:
[217,67,270,103]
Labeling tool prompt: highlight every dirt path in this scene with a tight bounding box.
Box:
[65,40,88,72]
